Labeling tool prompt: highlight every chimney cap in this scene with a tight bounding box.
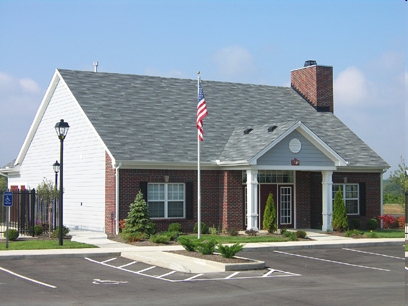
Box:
[304,60,317,67]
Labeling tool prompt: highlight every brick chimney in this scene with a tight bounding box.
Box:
[291,61,334,113]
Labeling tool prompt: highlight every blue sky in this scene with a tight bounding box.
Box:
[0,0,406,177]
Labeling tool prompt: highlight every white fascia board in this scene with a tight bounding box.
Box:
[296,122,348,166]
[251,165,337,171]
[116,160,219,170]
[216,160,250,167]
[15,70,61,165]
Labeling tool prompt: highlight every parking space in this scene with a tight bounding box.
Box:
[0,245,404,305]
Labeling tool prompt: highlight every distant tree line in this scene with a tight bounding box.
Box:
[383,158,407,205]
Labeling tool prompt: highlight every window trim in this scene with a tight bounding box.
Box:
[147,183,186,219]
[332,184,359,215]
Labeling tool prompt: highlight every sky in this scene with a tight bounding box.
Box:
[0,0,406,178]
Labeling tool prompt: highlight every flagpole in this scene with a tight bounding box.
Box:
[197,71,201,239]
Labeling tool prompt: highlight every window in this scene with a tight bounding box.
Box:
[242,170,294,184]
[332,184,359,215]
[147,183,185,218]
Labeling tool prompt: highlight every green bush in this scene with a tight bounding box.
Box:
[282,230,297,241]
[263,192,277,233]
[345,229,363,237]
[217,243,244,258]
[295,230,307,239]
[168,223,182,233]
[34,225,44,236]
[51,226,70,238]
[349,219,361,230]
[226,227,239,236]
[209,225,218,235]
[366,218,378,230]
[4,229,19,241]
[121,231,146,242]
[365,231,379,238]
[332,187,348,232]
[193,222,208,234]
[178,237,197,251]
[195,239,218,255]
[150,234,171,244]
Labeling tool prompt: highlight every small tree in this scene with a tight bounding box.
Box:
[0,176,7,192]
[263,192,277,233]
[123,190,156,237]
[37,178,59,237]
[332,187,348,232]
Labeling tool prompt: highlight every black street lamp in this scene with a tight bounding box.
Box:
[55,119,69,246]
[52,161,60,230]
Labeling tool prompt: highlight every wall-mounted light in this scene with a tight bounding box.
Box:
[164,175,169,183]
[343,177,348,184]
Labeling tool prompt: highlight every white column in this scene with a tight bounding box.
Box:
[246,169,258,231]
[321,170,333,231]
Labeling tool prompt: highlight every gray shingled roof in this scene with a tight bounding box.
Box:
[58,69,388,169]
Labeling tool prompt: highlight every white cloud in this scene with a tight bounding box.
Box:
[334,66,368,106]
[213,46,256,78]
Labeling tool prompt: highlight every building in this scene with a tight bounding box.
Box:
[1,61,389,235]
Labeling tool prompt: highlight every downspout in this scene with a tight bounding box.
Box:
[115,162,122,235]
[380,171,384,229]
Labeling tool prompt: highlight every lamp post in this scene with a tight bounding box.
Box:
[52,161,60,230]
[55,119,69,246]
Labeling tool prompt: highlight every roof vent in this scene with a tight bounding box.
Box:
[243,128,253,135]
[304,60,317,67]
[268,125,277,132]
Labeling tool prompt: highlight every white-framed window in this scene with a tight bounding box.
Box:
[332,184,359,215]
[280,187,292,225]
[147,183,185,218]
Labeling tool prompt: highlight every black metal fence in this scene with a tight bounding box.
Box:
[0,189,58,236]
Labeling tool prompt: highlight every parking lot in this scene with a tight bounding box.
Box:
[0,245,404,306]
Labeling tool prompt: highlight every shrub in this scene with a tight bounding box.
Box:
[121,231,146,242]
[209,225,218,235]
[365,231,379,238]
[150,234,171,244]
[195,239,218,255]
[295,230,307,239]
[51,226,70,238]
[345,229,363,237]
[263,192,277,233]
[178,237,197,252]
[282,230,297,241]
[332,187,348,232]
[349,219,361,230]
[168,223,182,233]
[366,218,378,230]
[378,215,398,229]
[4,229,19,241]
[226,227,239,236]
[193,222,208,234]
[397,216,405,228]
[34,225,44,236]
[123,191,156,237]
[245,229,258,236]
[217,243,244,258]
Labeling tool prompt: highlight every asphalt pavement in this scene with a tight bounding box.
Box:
[0,229,404,273]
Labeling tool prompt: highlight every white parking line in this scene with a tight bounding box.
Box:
[343,248,405,260]
[119,261,137,268]
[157,271,176,278]
[225,272,240,279]
[0,266,56,289]
[101,257,117,264]
[137,266,156,273]
[274,250,390,272]
[263,268,275,277]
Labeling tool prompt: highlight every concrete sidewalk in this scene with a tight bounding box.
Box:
[0,230,404,273]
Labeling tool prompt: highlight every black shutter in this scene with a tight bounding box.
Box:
[359,182,366,216]
[139,181,148,202]
[186,181,194,219]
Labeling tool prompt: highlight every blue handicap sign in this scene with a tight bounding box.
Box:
[3,192,13,207]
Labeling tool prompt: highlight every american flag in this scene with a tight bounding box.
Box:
[196,80,208,141]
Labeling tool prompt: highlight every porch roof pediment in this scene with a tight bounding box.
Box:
[218,121,347,167]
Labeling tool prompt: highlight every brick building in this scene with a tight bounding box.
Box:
[2,61,389,235]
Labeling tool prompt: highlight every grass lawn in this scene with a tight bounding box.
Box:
[0,239,97,251]
[360,229,404,238]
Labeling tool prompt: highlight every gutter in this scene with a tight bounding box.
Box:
[115,162,122,235]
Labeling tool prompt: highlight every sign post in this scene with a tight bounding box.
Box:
[3,192,13,249]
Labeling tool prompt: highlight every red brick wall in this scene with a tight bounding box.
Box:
[308,171,382,230]
[295,171,311,228]
[291,65,334,112]
[220,170,244,231]
[118,169,235,232]
[104,152,116,235]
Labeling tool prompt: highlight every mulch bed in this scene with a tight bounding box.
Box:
[167,250,251,264]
